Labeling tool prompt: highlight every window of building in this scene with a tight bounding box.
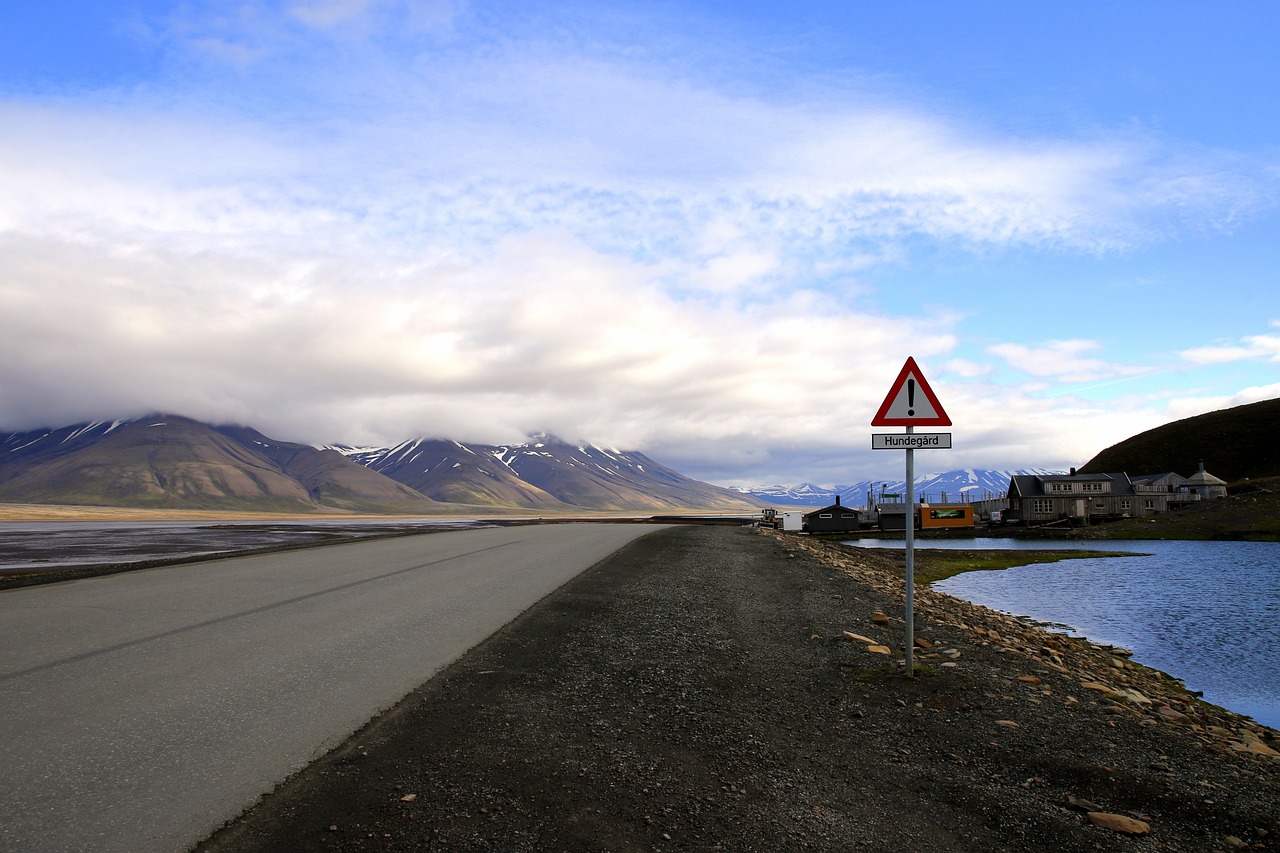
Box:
[1120,500,1130,510]
[819,513,832,518]
[1145,500,1155,510]
[1032,499,1053,514]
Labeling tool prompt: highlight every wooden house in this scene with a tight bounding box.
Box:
[1003,462,1229,527]
[1184,461,1228,499]
[1129,472,1189,493]
[803,496,864,533]
[1006,470,1150,525]
[1130,471,1203,510]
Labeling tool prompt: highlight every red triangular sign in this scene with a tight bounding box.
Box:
[871,357,951,426]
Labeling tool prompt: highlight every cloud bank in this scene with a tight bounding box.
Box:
[1,1,1276,485]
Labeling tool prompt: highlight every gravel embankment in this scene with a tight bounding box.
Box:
[198,525,1278,852]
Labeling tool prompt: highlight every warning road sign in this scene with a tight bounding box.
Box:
[871,357,951,427]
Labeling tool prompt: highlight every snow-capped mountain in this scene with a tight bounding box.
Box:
[0,416,438,513]
[330,434,765,512]
[0,417,765,513]
[736,469,1061,508]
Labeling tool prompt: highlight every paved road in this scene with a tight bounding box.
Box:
[0,523,661,853]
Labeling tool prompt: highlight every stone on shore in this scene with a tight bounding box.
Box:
[1087,812,1151,835]
[1065,794,1103,812]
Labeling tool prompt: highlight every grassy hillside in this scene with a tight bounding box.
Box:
[1079,397,1280,483]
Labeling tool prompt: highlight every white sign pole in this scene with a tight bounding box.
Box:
[904,425,915,675]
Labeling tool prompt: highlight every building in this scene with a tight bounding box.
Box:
[1129,472,1202,510]
[1006,470,1145,526]
[1184,461,1228,499]
[919,503,975,529]
[1006,465,1229,526]
[803,495,865,533]
[876,502,913,531]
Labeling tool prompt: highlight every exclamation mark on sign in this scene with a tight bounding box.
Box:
[907,378,916,416]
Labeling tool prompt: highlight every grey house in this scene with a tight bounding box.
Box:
[1007,470,1147,525]
[1006,465,1229,525]
[1184,462,1228,499]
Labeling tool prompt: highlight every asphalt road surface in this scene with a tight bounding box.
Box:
[0,523,662,853]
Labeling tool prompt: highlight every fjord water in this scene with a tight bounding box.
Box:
[854,538,1280,729]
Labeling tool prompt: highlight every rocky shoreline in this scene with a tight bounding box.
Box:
[200,525,1278,852]
[781,531,1280,767]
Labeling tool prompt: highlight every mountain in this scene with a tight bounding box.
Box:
[331,435,767,512]
[737,469,1058,508]
[0,416,440,514]
[0,416,764,513]
[331,439,566,508]
[1079,397,1280,483]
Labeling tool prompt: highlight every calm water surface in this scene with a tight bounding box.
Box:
[848,538,1280,729]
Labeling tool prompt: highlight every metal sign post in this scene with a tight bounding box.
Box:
[871,357,951,677]
[903,424,916,674]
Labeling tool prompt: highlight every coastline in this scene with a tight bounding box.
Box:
[0,502,563,523]
[783,530,1279,746]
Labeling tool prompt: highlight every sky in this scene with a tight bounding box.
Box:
[1,1,1278,487]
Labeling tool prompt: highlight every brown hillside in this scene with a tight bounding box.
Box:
[1079,397,1280,483]
[0,417,441,514]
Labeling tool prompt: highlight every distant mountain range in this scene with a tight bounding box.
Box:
[0,415,764,514]
[736,469,1059,508]
[5,397,1272,515]
[327,435,765,512]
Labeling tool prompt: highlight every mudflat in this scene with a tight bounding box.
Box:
[199,525,1278,852]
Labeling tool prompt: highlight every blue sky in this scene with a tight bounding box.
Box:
[1,1,1277,486]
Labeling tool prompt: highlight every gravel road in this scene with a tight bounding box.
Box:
[199,525,1278,852]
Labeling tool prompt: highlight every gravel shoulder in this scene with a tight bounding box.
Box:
[198,525,1279,852]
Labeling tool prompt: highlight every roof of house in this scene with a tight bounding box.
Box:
[1009,472,1135,498]
[1129,472,1186,486]
[804,502,860,518]
[1186,462,1227,487]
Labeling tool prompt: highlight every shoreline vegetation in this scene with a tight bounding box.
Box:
[908,547,1139,586]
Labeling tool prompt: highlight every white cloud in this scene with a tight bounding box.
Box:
[1181,334,1280,365]
[1165,383,1280,421]
[0,226,947,446]
[287,0,385,29]
[944,359,991,379]
[987,340,1151,383]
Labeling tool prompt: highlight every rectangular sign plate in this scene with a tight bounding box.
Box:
[872,432,952,450]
